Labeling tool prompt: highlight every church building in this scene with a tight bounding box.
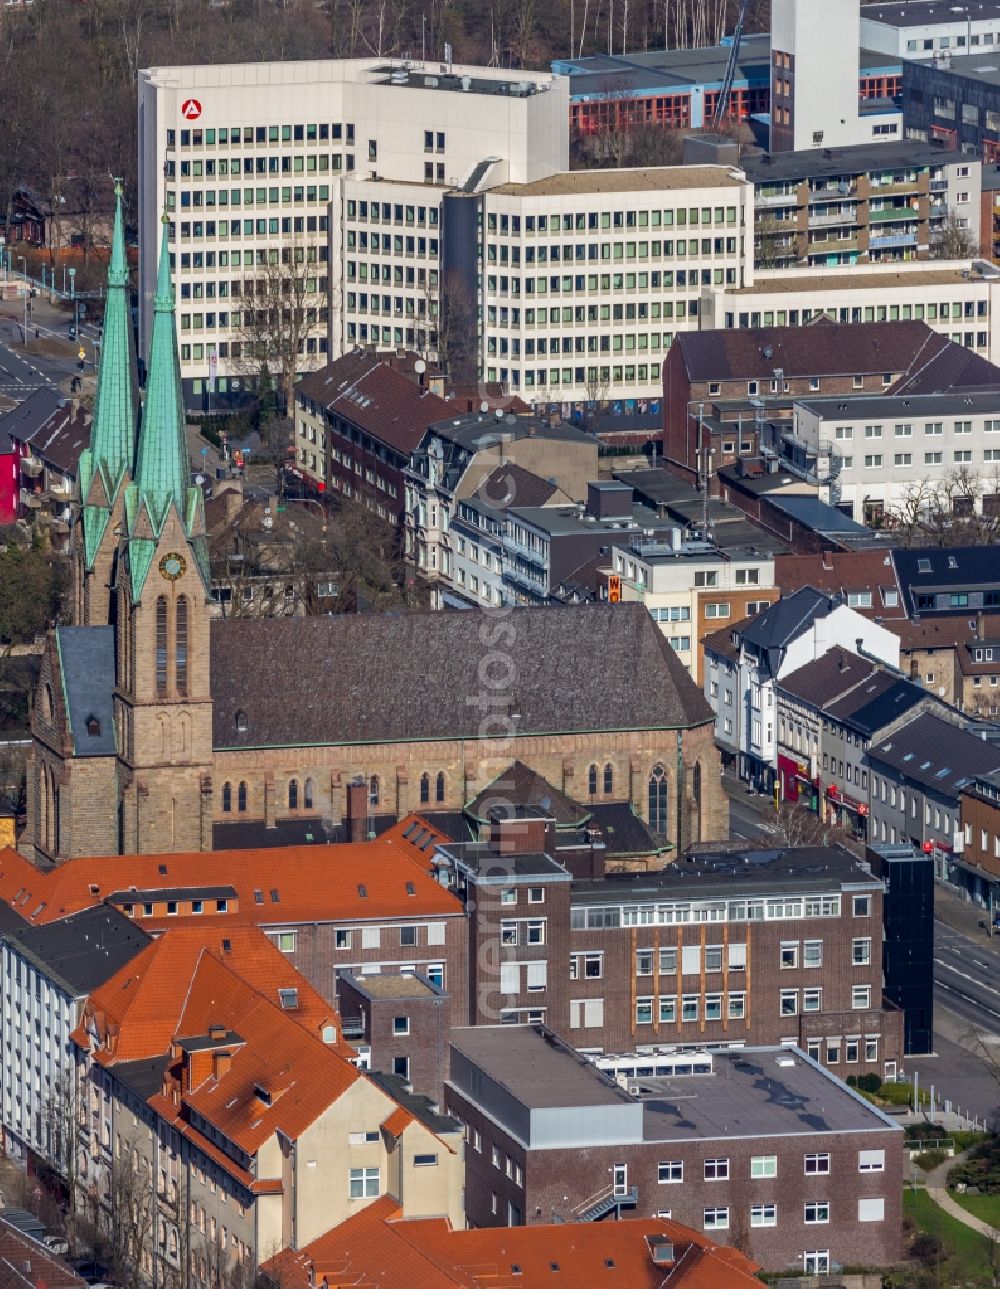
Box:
[23,191,727,863]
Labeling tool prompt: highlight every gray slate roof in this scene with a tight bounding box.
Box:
[741,587,837,678]
[5,905,150,996]
[55,626,116,757]
[778,649,877,709]
[868,712,1000,797]
[210,603,712,749]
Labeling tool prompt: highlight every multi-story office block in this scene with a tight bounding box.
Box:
[862,0,1000,62]
[138,58,567,408]
[473,168,751,404]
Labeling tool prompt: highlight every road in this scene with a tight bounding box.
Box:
[0,292,101,408]
[723,769,1000,1122]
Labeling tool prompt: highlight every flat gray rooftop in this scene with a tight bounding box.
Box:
[640,1048,899,1141]
[450,1025,632,1109]
[862,0,1000,26]
[743,142,963,185]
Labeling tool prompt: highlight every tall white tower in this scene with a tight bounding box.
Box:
[770,0,861,152]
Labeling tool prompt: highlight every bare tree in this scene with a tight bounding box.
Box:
[434,269,479,385]
[771,800,837,848]
[884,467,1000,547]
[930,211,978,260]
[234,239,326,415]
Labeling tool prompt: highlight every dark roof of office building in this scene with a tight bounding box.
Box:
[572,843,880,903]
[868,711,1000,794]
[212,603,713,748]
[556,34,771,98]
[112,1055,170,1101]
[778,649,878,708]
[212,814,399,849]
[742,586,836,656]
[863,2,1000,28]
[673,321,949,383]
[366,1070,460,1136]
[759,493,879,541]
[796,391,1000,425]
[466,760,587,827]
[5,905,151,997]
[891,546,1000,615]
[428,410,592,451]
[826,672,929,736]
[436,841,570,881]
[55,626,116,757]
[589,802,664,857]
[742,142,966,185]
[451,1025,632,1109]
[639,1047,899,1142]
[295,350,452,456]
[614,468,791,556]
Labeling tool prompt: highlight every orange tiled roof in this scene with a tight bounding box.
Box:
[380,1106,413,1139]
[0,814,459,928]
[75,925,345,1064]
[262,1200,763,1289]
[173,952,360,1157]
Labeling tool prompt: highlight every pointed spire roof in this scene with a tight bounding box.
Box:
[132,214,189,520]
[124,212,210,601]
[78,181,139,571]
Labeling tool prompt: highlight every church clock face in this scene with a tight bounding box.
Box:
[159,551,187,581]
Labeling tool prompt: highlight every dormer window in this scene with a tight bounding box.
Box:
[85,715,101,737]
[235,710,248,732]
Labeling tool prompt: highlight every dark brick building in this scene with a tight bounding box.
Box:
[337,970,451,1100]
[432,837,904,1080]
[293,349,451,520]
[661,321,979,484]
[445,1025,904,1274]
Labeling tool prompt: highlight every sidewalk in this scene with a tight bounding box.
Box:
[923,1150,1000,1239]
[935,881,1000,946]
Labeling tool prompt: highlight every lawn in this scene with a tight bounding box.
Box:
[952,1190,1000,1231]
[903,1188,996,1282]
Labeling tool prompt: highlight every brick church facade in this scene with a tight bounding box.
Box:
[23,192,728,864]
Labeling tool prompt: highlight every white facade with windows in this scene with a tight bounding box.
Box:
[702,261,1000,365]
[0,935,78,1168]
[138,58,568,404]
[609,540,775,678]
[860,2,1000,61]
[794,390,1000,522]
[478,168,752,404]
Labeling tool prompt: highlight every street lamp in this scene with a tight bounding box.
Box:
[282,495,327,532]
[17,256,27,344]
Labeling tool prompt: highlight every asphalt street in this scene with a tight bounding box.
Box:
[724,772,1000,1123]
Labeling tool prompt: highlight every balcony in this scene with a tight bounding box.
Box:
[807,235,858,254]
[341,1015,366,1040]
[19,490,41,510]
[869,231,918,249]
[871,178,921,196]
[869,206,916,223]
[809,182,857,199]
[19,456,43,478]
[808,208,858,228]
[756,189,799,207]
[930,178,948,192]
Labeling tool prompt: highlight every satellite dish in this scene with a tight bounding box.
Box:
[194,474,205,486]
[414,359,426,374]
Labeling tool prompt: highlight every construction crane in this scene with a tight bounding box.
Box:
[711,0,753,134]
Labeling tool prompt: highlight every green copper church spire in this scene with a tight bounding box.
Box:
[77,181,139,571]
[132,213,189,516]
[123,212,210,601]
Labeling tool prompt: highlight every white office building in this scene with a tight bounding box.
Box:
[793,390,1000,523]
[860,0,1000,61]
[138,57,567,408]
[0,908,148,1174]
